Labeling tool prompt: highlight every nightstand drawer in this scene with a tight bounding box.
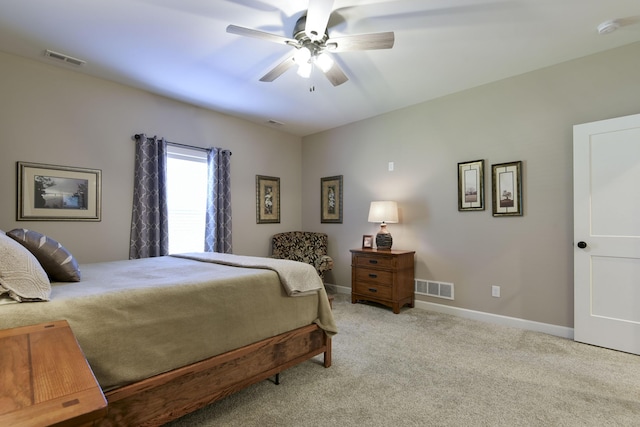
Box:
[355,255,394,269]
[353,281,393,300]
[355,268,393,285]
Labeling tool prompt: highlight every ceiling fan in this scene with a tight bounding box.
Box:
[226,0,394,86]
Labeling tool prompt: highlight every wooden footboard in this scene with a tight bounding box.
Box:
[94,324,331,427]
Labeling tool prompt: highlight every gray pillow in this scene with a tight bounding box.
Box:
[0,232,51,301]
[7,229,81,282]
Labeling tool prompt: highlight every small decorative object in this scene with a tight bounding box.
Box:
[491,161,523,216]
[17,161,101,221]
[458,159,485,211]
[256,175,280,223]
[362,235,373,248]
[321,175,343,223]
[368,201,398,249]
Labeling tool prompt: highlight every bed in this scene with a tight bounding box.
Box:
[0,230,337,426]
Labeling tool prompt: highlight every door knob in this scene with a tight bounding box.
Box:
[577,241,587,249]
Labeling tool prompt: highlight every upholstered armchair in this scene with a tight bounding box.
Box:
[271,231,334,280]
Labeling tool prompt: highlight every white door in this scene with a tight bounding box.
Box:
[574,113,640,355]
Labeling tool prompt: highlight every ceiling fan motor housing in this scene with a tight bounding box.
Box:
[294,15,329,52]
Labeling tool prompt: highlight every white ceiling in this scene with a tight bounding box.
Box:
[0,0,638,136]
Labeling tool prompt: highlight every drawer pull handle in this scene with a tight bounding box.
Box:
[368,259,378,264]
[368,288,377,293]
[368,273,377,278]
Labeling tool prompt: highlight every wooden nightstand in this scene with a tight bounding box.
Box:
[0,320,107,427]
[350,248,415,314]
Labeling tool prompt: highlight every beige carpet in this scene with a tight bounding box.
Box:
[165,294,640,426]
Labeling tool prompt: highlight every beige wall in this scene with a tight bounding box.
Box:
[302,42,640,328]
[3,42,640,329]
[0,51,302,262]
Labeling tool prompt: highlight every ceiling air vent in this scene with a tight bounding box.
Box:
[267,119,284,127]
[44,49,86,66]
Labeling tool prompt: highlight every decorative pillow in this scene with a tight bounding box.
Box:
[0,232,51,301]
[7,229,81,282]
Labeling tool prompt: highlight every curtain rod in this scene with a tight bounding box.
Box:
[133,134,231,155]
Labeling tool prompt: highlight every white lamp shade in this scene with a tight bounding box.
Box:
[368,201,398,223]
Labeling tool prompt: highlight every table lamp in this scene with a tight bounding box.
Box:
[368,201,398,250]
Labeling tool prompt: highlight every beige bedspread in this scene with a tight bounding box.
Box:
[0,255,337,391]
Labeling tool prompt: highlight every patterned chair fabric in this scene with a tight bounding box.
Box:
[271,231,333,279]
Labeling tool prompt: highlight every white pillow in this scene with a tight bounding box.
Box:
[0,232,51,302]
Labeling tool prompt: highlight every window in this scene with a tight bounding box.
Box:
[166,145,208,254]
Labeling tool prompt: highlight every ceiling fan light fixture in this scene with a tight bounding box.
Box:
[297,62,312,78]
[226,0,394,87]
[293,46,312,64]
[315,52,334,72]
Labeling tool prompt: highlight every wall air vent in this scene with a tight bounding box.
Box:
[267,119,285,126]
[415,279,454,300]
[44,49,86,66]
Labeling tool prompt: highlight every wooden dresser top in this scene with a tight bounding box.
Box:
[0,320,107,427]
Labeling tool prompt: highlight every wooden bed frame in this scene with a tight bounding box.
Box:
[93,324,331,426]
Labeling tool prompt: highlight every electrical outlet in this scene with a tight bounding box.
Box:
[388,161,394,171]
[492,285,501,298]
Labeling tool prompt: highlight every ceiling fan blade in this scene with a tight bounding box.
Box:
[226,24,298,46]
[259,53,297,82]
[323,61,348,87]
[305,0,335,41]
[326,32,395,52]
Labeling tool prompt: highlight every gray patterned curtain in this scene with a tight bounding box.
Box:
[129,134,169,259]
[204,147,232,253]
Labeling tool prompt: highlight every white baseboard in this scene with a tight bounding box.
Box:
[328,284,574,339]
[327,284,350,295]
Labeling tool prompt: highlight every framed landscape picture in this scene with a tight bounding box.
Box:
[256,175,280,223]
[321,175,343,223]
[491,161,523,216]
[458,159,485,211]
[17,161,101,221]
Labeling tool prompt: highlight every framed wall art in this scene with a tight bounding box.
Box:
[491,161,523,216]
[17,161,102,221]
[256,175,280,223]
[458,159,485,211]
[321,175,343,223]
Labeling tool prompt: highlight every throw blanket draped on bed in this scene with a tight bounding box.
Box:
[171,252,323,296]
